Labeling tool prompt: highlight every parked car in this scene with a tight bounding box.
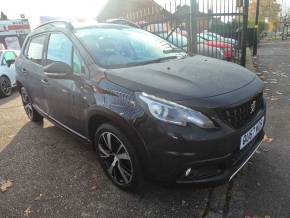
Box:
[16,22,266,191]
[200,32,238,46]
[127,23,229,61]
[106,18,140,28]
[203,40,236,60]
[198,34,236,60]
[0,50,19,97]
[159,32,225,60]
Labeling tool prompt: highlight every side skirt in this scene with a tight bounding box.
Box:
[33,105,92,145]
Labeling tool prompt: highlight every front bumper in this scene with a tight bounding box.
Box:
[134,105,266,185]
[175,131,264,185]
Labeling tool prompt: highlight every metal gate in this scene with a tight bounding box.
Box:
[122,0,249,66]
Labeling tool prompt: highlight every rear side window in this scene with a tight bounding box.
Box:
[27,35,46,65]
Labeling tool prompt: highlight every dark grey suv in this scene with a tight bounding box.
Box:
[15,21,266,191]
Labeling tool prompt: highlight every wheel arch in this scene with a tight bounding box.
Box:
[0,74,10,82]
[87,108,149,172]
[16,80,24,90]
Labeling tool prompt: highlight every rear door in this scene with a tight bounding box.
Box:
[20,34,48,113]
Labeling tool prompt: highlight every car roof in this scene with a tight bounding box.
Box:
[30,21,135,37]
[74,22,133,30]
[38,20,131,30]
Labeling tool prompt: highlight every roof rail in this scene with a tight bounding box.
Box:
[36,20,74,31]
[106,18,140,28]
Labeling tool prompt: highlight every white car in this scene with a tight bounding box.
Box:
[0,50,19,97]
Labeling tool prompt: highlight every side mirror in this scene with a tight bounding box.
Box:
[6,59,15,68]
[43,61,73,79]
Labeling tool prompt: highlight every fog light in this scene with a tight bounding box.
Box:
[185,168,191,177]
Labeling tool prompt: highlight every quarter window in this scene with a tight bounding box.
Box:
[27,35,46,65]
[72,50,83,76]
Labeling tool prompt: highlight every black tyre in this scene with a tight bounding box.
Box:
[0,76,12,97]
[20,86,43,122]
[95,123,144,191]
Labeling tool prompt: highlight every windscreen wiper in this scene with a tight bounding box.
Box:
[163,48,184,54]
[108,56,180,69]
[145,56,179,63]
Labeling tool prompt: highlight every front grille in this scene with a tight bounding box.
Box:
[218,93,263,129]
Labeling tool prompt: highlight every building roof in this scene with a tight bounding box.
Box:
[97,0,165,22]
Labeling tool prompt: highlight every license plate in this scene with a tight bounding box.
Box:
[240,116,264,150]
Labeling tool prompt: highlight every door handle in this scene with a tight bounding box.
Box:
[22,68,28,74]
[41,78,49,85]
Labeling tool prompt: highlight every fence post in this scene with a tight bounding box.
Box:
[189,0,197,54]
[240,0,249,66]
[253,0,259,56]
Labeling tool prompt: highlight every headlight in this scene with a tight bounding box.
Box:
[137,92,215,128]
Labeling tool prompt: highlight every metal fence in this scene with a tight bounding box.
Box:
[121,0,249,66]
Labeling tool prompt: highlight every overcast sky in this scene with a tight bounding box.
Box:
[1,0,290,29]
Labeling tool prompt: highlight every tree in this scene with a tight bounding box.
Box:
[248,0,281,32]
[0,11,8,20]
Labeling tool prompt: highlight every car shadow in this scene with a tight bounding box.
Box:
[0,90,19,106]
[0,120,213,217]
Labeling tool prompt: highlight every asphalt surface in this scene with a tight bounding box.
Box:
[0,40,290,218]
[223,40,290,218]
[242,40,290,217]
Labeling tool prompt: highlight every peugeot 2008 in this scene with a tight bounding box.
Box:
[15,22,266,191]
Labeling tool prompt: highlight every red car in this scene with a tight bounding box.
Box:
[203,40,235,60]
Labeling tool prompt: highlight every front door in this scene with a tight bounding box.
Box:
[69,49,92,136]
[43,32,92,136]
[43,32,75,128]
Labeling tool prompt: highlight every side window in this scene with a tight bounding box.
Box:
[72,50,84,76]
[2,51,16,65]
[27,35,46,65]
[46,33,72,66]
[46,33,88,78]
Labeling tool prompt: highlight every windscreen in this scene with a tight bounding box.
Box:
[75,27,187,68]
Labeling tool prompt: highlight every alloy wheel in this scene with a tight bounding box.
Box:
[20,87,30,104]
[24,103,34,120]
[20,87,33,120]
[98,132,133,185]
[0,77,12,96]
